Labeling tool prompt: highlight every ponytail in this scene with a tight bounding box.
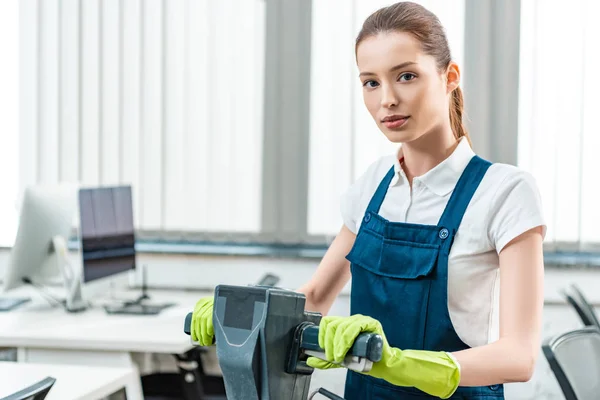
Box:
[449,86,471,146]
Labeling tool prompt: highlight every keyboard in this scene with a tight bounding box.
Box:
[0,297,31,312]
[104,302,175,315]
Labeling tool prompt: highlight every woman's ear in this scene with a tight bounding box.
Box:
[446,62,460,94]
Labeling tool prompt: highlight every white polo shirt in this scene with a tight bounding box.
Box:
[341,137,546,348]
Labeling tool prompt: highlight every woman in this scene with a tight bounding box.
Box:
[192,2,545,399]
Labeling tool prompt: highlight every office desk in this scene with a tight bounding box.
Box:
[0,288,212,400]
[0,361,135,400]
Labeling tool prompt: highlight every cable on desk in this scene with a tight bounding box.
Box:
[21,277,66,309]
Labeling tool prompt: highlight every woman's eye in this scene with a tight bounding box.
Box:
[363,80,379,88]
[399,73,416,82]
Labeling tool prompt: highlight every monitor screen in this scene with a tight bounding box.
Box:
[79,186,136,282]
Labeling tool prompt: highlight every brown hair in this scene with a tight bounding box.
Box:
[355,2,470,145]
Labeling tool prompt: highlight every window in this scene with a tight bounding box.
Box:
[308,0,466,236]
[518,0,600,250]
[12,0,595,255]
[0,0,19,246]
[17,0,265,238]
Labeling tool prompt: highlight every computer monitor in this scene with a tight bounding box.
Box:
[78,185,136,283]
[3,184,78,292]
[78,185,174,315]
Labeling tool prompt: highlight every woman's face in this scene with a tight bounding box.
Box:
[356,31,457,144]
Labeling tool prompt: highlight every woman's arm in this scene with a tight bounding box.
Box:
[451,226,545,386]
[296,225,356,315]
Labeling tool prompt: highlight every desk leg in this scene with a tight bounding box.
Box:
[17,347,144,400]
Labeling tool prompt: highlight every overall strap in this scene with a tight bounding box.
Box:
[437,156,492,232]
[365,166,395,214]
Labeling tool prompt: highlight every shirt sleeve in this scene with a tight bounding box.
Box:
[487,169,547,253]
[340,177,363,234]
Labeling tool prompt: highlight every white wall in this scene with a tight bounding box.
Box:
[1,248,598,399]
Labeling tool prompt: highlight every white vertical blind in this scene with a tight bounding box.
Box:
[60,0,80,184]
[80,0,100,185]
[308,0,466,235]
[0,0,19,246]
[519,0,600,249]
[121,0,141,226]
[18,0,265,235]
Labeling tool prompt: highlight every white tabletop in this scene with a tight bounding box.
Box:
[0,361,134,400]
[0,288,211,354]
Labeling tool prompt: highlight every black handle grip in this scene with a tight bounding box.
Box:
[300,325,383,362]
[184,312,192,335]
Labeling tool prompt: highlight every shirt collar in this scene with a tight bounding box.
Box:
[390,137,475,196]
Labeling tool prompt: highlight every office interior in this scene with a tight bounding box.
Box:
[0,0,599,399]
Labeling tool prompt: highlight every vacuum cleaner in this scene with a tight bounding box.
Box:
[183,284,383,400]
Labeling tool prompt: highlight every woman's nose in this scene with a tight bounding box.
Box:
[380,86,399,108]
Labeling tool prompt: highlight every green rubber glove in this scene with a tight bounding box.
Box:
[306,314,461,399]
[190,296,215,346]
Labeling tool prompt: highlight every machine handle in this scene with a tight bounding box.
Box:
[185,311,384,362]
[184,312,192,335]
[309,388,345,400]
[300,325,383,363]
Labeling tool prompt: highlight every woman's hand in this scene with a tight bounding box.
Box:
[307,314,461,399]
[190,296,215,346]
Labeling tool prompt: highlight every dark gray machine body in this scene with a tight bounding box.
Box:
[183,285,383,400]
[213,285,319,400]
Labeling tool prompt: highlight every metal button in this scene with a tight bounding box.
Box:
[438,228,449,239]
[364,213,371,223]
[489,384,499,391]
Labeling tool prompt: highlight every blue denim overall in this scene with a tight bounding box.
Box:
[344,156,504,399]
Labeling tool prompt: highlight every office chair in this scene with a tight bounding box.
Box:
[0,376,56,400]
[561,284,600,328]
[142,348,226,400]
[542,327,600,400]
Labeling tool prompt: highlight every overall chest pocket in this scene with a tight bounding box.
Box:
[346,227,441,350]
[347,227,440,280]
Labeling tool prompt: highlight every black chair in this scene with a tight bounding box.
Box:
[0,376,56,400]
[542,327,600,400]
[142,348,226,400]
[561,284,600,328]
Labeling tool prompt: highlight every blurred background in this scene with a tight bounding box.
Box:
[0,1,599,399]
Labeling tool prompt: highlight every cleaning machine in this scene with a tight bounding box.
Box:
[184,284,383,400]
